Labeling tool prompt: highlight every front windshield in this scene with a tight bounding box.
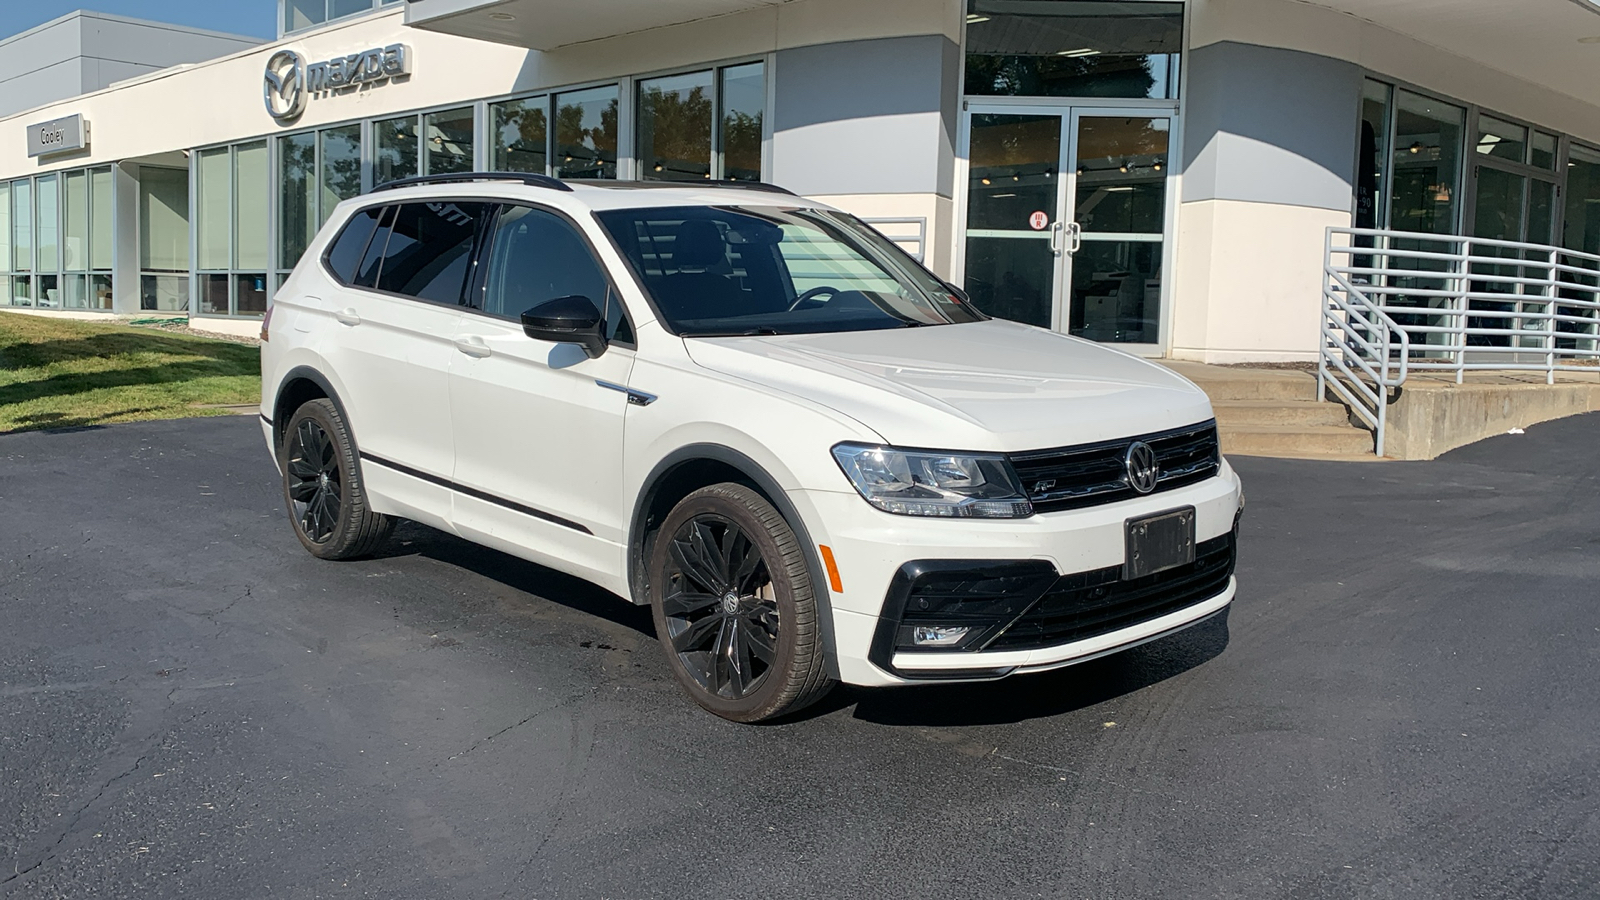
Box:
[594,205,985,336]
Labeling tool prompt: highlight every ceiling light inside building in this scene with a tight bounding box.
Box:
[1057,48,1101,58]
[966,14,990,24]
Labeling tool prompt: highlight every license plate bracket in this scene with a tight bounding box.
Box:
[1125,507,1196,580]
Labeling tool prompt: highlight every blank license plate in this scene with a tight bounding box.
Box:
[1125,507,1196,580]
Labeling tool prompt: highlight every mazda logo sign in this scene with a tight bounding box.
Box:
[1124,441,1159,494]
[264,49,307,123]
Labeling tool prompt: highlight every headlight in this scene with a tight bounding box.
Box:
[831,443,1034,518]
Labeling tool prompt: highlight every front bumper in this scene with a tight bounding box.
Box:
[797,461,1242,687]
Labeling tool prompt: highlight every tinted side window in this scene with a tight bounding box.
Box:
[482,205,632,342]
[325,206,384,284]
[352,205,394,288]
[376,201,488,304]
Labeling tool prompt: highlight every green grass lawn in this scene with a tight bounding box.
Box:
[0,314,261,434]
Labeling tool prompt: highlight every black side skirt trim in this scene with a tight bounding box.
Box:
[359,452,594,536]
[259,413,272,426]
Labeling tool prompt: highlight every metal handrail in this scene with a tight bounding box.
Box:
[1324,226,1600,389]
[1319,251,1411,457]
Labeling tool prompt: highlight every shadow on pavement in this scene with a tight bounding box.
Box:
[362,516,1230,727]
[372,520,656,637]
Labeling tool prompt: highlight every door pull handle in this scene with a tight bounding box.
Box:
[453,336,492,358]
[1049,220,1066,255]
[334,308,361,326]
[1067,222,1083,254]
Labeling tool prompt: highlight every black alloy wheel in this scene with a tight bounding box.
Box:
[286,417,342,543]
[660,513,781,700]
[649,483,834,722]
[278,398,394,560]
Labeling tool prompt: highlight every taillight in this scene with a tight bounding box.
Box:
[260,303,274,342]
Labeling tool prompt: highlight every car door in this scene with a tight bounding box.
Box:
[320,200,487,524]
[447,203,636,582]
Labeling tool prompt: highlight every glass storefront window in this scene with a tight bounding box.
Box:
[554,86,619,179]
[320,125,363,223]
[139,167,190,311]
[965,0,1183,100]
[1532,132,1558,171]
[1389,90,1465,235]
[375,115,419,185]
[0,182,9,274]
[36,174,58,274]
[279,132,316,271]
[1356,79,1391,231]
[638,71,714,182]
[92,273,112,310]
[64,170,88,272]
[424,107,474,175]
[90,167,113,272]
[235,142,269,272]
[200,272,231,315]
[236,273,269,316]
[198,147,231,270]
[12,180,31,273]
[1564,144,1600,255]
[12,275,31,306]
[491,96,548,174]
[65,273,88,309]
[720,63,765,182]
[1475,115,1527,165]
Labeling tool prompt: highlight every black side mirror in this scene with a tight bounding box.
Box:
[521,295,607,358]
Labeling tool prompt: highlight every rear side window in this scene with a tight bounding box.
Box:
[352,205,394,288]
[324,206,385,285]
[374,201,489,305]
[480,204,632,342]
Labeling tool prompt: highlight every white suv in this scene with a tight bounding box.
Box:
[259,173,1242,722]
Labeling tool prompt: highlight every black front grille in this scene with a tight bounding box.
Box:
[983,531,1236,652]
[1009,420,1221,513]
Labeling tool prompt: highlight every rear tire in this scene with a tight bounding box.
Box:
[279,399,394,560]
[649,483,835,723]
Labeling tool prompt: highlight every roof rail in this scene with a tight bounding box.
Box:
[702,180,796,196]
[371,171,573,193]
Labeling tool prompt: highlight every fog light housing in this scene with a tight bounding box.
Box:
[912,625,972,647]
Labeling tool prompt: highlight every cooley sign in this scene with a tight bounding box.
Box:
[264,44,412,123]
[26,114,89,157]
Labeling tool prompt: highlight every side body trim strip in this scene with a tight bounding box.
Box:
[359,452,594,535]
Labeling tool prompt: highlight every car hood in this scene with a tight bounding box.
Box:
[682,319,1214,451]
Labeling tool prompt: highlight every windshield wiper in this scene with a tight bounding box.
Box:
[679,327,783,338]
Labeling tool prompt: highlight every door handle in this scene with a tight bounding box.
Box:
[453,336,492,359]
[1066,221,1083,254]
[1049,220,1066,255]
[334,308,361,326]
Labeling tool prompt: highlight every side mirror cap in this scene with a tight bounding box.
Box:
[520,295,607,358]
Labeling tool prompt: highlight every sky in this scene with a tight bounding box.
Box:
[3,1,278,40]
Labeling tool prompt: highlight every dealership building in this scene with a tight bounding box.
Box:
[0,0,1597,362]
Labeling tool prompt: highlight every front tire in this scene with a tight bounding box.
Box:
[279,398,394,560]
[649,484,835,723]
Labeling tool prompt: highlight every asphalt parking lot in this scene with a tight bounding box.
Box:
[1,414,1597,899]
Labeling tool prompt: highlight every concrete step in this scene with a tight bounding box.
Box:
[1221,424,1376,458]
[1212,399,1352,428]
[1161,361,1320,402]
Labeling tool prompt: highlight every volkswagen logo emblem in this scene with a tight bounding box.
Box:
[263,49,307,123]
[1124,441,1159,494]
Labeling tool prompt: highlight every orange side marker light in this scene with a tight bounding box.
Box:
[818,545,844,594]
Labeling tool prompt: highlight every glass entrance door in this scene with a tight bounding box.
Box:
[961,106,1174,349]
